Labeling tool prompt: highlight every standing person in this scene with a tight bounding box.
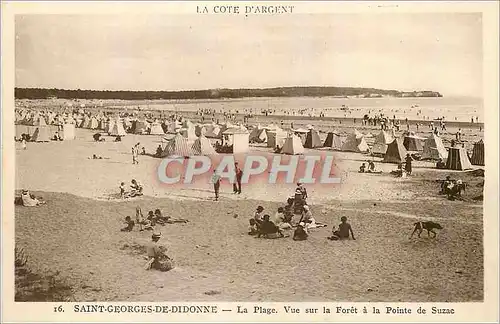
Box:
[132,145,138,165]
[233,162,243,194]
[416,123,419,131]
[211,169,221,201]
[405,153,413,176]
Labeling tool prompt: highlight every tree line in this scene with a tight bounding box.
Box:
[14,87,440,100]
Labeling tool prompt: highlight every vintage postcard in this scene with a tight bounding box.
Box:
[1,1,499,323]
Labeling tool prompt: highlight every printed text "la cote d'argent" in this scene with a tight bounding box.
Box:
[197,5,295,15]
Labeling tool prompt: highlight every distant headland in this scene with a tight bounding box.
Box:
[14,87,442,100]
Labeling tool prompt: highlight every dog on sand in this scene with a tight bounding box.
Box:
[410,221,443,239]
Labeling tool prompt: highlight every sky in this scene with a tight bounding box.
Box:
[15,13,483,96]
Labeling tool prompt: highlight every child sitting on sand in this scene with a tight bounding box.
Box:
[130,179,143,197]
[248,219,259,235]
[328,216,356,240]
[359,163,366,173]
[120,216,135,232]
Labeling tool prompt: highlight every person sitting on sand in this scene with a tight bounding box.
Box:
[120,216,135,232]
[368,161,376,172]
[141,147,146,155]
[293,222,308,241]
[332,216,356,240]
[20,189,46,207]
[440,176,453,194]
[274,207,292,230]
[257,215,283,239]
[156,144,163,158]
[301,205,316,229]
[359,163,366,173]
[145,231,174,272]
[115,135,122,142]
[253,206,265,228]
[283,198,294,224]
[248,219,259,235]
[436,158,446,169]
[129,179,143,197]
[327,225,341,240]
[147,211,157,227]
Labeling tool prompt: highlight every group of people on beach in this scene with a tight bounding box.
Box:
[119,179,143,199]
[247,183,356,242]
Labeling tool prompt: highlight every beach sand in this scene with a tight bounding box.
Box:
[14,126,484,302]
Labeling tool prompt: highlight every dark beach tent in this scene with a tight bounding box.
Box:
[471,139,484,166]
[280,135,305,155]
[372,130,394,155]
[160,133,194,158]
[403,135,423,151]
[383,138,407,163]
[445,147,472,170]
[191,135,218,155]
[421,133,448,160]
[323,131,343,150]
[304,129,322,148]
[130,120,148,134]
[341,129,369,152]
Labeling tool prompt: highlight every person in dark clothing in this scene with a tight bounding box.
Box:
[120,216,135,232]
[405,154,413,176]
[293,222,308,241]
[233,162,243,194]
[156,144,163,157]
[257,215,281,238]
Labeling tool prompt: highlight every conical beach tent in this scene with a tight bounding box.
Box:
[471,139,484,166]
[280,135,305,155]
[341,129,369,152]
[160,133,194,157]
[204,124,221,138]
[109,119,126,136]
[192,135,218,155]
[383,138,407,163]
[62,123,76,140]
[372,130,394,155]
[130,120,148,134]
[304,129,322,148]
[323,131,343,150]
[266,129,288,148]
[249,125,268,143]
[422,134,448,160]
[403,135,423,151]
[31,126,51,142]
[445,147,472,170]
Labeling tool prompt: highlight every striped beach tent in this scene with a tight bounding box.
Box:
[445,147,472,170]
[471,139,484,166]
[192,135,218,155]
[160,133,194,157]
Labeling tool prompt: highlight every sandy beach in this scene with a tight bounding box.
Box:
[15,123,484,302]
